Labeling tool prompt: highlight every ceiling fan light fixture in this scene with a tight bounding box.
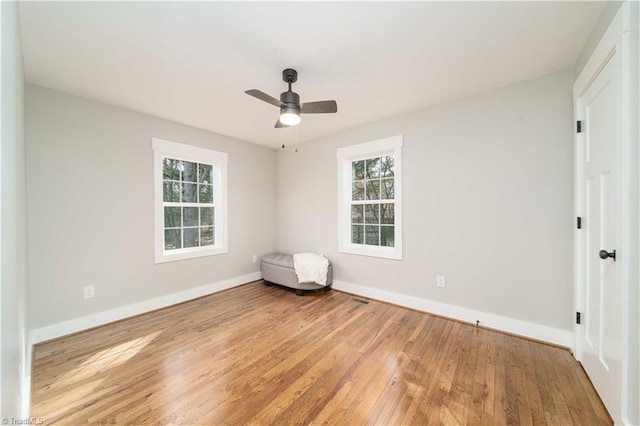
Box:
[245,68,337,129]
[279,106,301,126]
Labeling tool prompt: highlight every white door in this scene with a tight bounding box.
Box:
[577,51,623,422]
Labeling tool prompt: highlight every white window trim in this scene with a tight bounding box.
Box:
[337,135,403,260]
[152,138,228,263]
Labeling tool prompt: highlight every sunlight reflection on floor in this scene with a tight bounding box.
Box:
[48,330,162,391]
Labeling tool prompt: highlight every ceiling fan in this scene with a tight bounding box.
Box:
[245,68,337,128]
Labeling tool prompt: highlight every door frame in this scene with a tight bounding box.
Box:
[573,2,639,424]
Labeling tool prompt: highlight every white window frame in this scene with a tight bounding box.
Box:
[337,135,403,260]
[152,138,228,263]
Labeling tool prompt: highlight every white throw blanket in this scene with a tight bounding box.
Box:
[293,253,329,285]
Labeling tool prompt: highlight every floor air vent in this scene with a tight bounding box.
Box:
[350,297,370,305]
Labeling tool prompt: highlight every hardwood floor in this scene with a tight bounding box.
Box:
[31,281,611,425]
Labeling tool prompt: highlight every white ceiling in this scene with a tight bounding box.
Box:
[19,1,605,149]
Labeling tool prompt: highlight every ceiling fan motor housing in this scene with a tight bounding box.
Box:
[280,90,300,106]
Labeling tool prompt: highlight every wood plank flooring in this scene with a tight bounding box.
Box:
[31,281,611,425]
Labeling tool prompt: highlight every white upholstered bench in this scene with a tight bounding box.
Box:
[261,253,333,296]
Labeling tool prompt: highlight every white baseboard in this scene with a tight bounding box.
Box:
[29,273,570,348]
[332,279,571,348]
[30,272,261,344]
[21,343,32,417]
[21,370,30,418]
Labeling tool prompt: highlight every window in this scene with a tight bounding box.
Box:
[152,138,228,263]
[337,135,403,260]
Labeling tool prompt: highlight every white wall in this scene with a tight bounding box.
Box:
[277,71,574,334]
[636,5,640,422]
[26,85,277,330]
[1,0,29,418]
[627,2,639,423]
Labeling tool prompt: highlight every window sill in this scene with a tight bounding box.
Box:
[155,246,228,264]
[339,243,402,261]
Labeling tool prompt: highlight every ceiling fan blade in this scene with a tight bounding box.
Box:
[275,119,288,128]
[245,89,282,107]
[300,100,337,114]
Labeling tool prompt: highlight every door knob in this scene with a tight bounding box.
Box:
[599,249,616,261]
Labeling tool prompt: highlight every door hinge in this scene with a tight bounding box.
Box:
[577,217,582,229]
[577,120,583,133]
[576,312,581,324]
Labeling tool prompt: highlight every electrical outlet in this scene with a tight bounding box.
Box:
[252,254,258,263]
[83,285,95,299]
[436,275,446,288]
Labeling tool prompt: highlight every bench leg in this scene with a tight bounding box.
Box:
[295,289,303,296]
